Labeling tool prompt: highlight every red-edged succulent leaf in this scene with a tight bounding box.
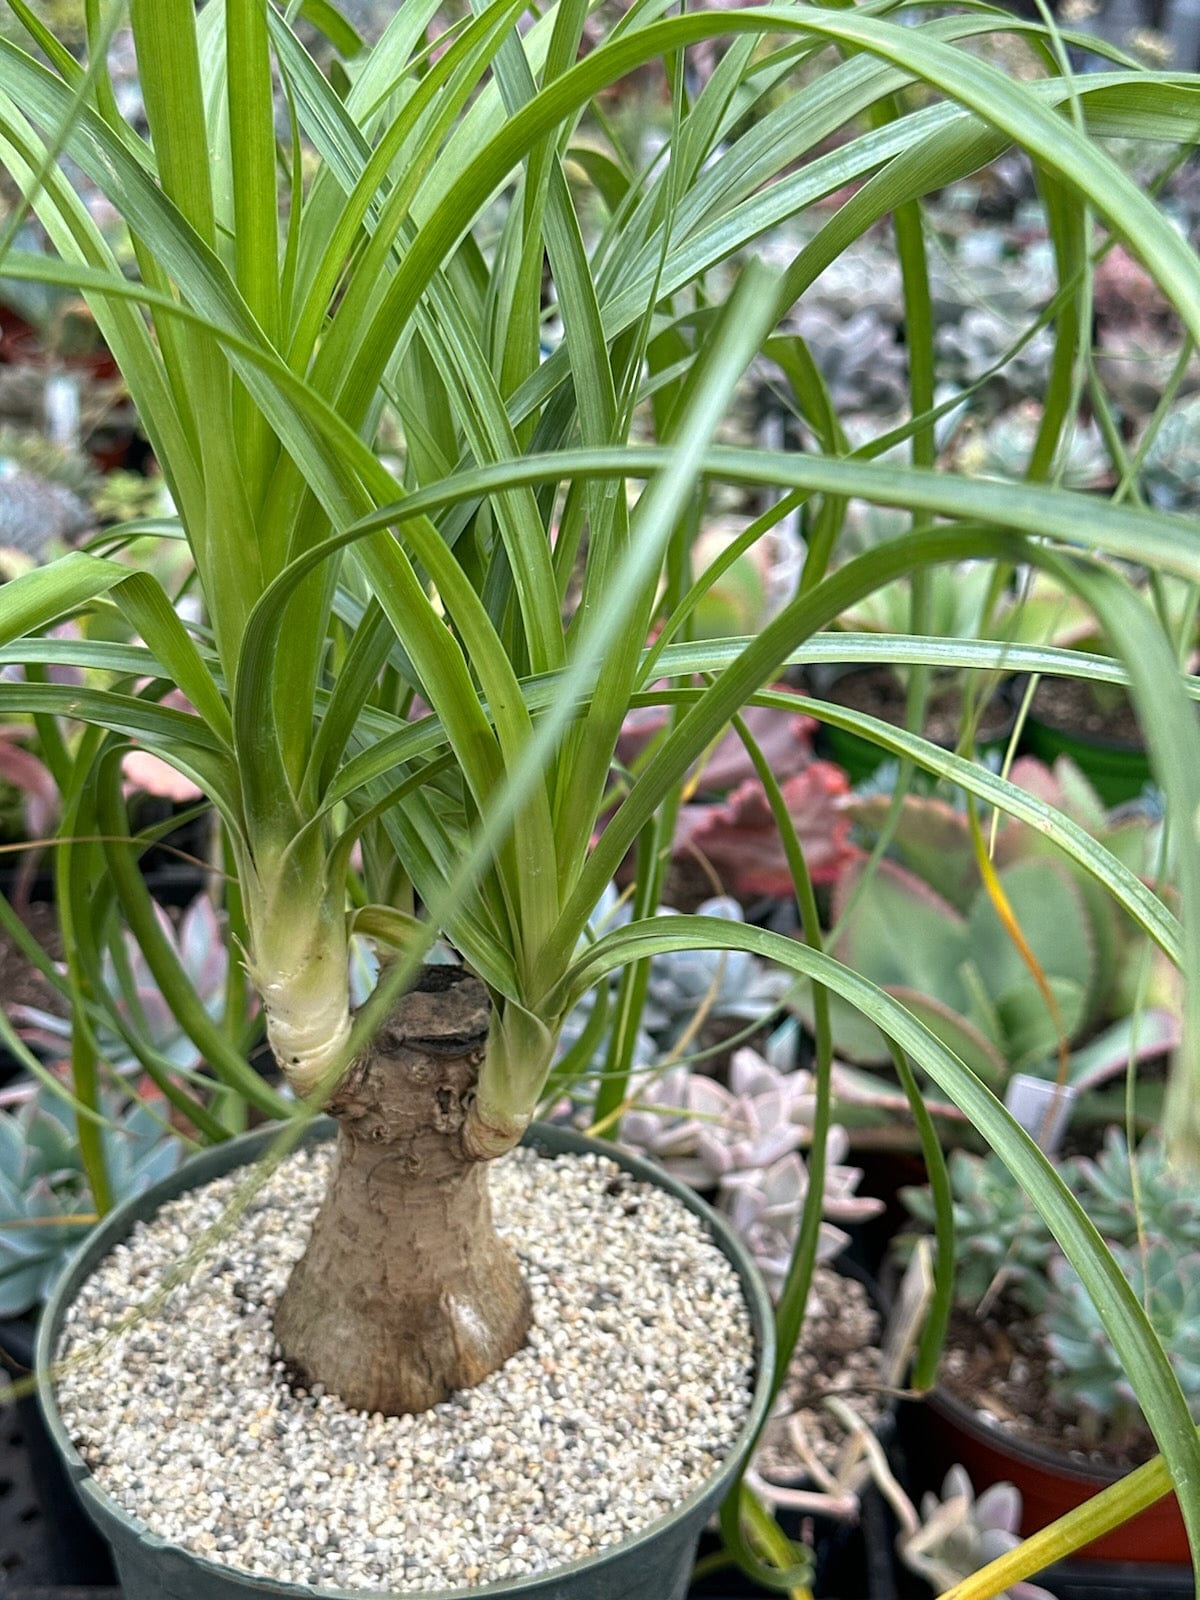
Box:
[845,791,979,912]
[0,728,59,838]
[673,761,856,897]
[617,688,817,795]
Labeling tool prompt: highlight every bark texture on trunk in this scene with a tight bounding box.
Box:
[273,967,532,1416]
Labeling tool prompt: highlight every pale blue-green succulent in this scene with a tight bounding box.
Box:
[0,1086,181,1316]
[902,1150,1056,1315]
[1046,1243,1200,1448]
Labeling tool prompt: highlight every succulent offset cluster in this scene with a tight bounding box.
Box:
[0,1085,180,1316]
[904,1129,1200,1447]
[1046,1243,1200,1449]
[1063,1127,1200,1250]
[902,1151,1057,1314]
[621,1048,883,1295]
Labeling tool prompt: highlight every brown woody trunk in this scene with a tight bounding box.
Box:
[273,967,532,1416]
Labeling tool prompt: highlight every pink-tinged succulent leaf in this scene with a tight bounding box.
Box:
[1067,1008,1181,1091]
[617,692,817,795]
[619,1068,735,1186]
[0,730,59,838]
[1007,755,1106,834]
[973,1482,1022,1537]
[845,792,978,913]
[121,749,204,802]
[674,762,857,898]
[727,1048,814,1108]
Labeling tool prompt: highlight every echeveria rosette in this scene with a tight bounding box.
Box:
[1062,1129,1200,1253]
[898,1467,1058,1600]
[1046,1243,1200,1449]
[0,1087,181,1316]
[721,1126,883,1297]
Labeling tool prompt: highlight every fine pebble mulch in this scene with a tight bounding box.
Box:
[54,1143,756,1593]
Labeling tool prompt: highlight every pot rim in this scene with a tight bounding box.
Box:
[36,1115,776,1600]
[928,1380,1142,1489]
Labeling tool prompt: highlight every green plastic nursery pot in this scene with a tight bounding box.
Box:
[36,1118,775,1600]
[1020,714,1152,809]
[808,665,1017,788]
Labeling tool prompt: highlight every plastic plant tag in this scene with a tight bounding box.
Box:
[881,1237,935,1389]
[1005,1073,1077,1154]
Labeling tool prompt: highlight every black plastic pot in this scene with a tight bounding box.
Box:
[36,1119,775,1600]
[0,1317,116,1586]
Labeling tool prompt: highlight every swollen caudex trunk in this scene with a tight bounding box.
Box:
[273,967,532,1416]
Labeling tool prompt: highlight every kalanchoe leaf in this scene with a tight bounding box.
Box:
[616,693,816,796]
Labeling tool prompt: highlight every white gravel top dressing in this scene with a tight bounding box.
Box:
[55,1143,756,1593]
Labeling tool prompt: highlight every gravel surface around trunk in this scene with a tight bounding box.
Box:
[55,1143,756,1593]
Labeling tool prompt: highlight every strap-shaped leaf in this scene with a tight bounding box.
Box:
[560,914,1200,1563]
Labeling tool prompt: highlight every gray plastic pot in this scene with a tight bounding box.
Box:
[36,1117,775,1600]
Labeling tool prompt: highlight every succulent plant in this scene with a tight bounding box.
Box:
[618,1048,882,1291]
[1046,1243,1200,1447]
[620,1048,813,1187]
[617,692,817,796]
[928,234,1058,323]
[687,517,805,640]
[902,1150,1057,1315]
[1140,392,1200,511]
[835,560,998,640]
[897,1466,1058,1600]
[13,894,245,1077]
[0,1085,181,1316]
[618,1064,740,1189]
[959,404,1111,490]
[934,307,1054,404]
[1062,1128,1200,1254]
[670,767,858,902]
[643,897,797,1036]
[788,304,911,416]
[818,759,1180,1095]
[1095,323,1197,415]
[721,1125,883,1295]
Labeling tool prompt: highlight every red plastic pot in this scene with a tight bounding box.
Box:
[926,1385,1186,1563]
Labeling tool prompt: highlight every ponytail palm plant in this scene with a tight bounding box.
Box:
[6,0,1200,1575]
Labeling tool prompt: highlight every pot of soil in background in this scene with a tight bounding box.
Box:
[808,667,1016,787]
[1020,677,1152,807]
[918,1379,1187,1564]
[36,1109,774,1600]
[895,1139,1198,1569]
